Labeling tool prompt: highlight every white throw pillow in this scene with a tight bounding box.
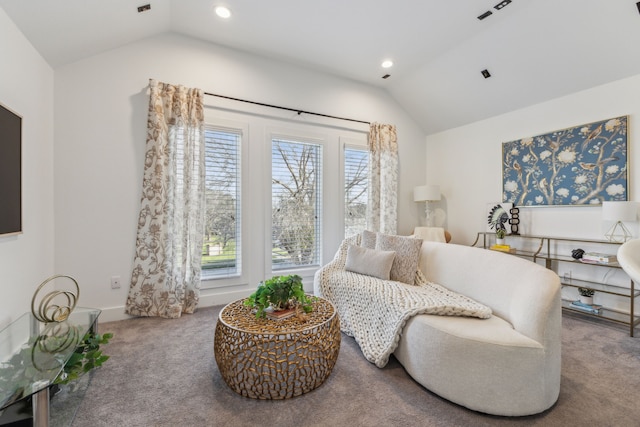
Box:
[375,233,423,285]
[361,230,377,249]
[345,245,396,280]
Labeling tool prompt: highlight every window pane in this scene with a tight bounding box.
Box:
[344,146,369,237]
[272,138,322,269]
[202,127,241,277]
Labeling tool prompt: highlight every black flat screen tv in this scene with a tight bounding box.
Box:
[0,102,22,236]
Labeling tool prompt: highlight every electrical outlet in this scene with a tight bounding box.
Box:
[563,270,572,282]
[111,276,121,289]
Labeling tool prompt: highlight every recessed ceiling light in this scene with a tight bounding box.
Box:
[215,6,232,19]
[381,60,393,69]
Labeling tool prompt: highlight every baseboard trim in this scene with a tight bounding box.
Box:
[97,288,251,323]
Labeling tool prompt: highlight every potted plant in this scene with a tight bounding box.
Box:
[495,228,506,245]
[578,287,595,305]
[54,330,113,387]
[244,274,315,318]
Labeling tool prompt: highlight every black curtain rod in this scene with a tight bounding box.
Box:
[204,91,370,125]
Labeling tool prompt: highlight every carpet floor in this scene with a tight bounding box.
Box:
[68,306,640,427]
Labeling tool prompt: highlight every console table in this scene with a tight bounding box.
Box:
[0,307,101,427]
[214,297,340,399]
[473,232,639,337]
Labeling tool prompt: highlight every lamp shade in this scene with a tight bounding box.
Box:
[413,185,441,202]
[602,201,638,222]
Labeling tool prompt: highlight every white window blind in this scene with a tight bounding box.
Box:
[271,138,322,269]
[202,126,241,278]
[344,146,369,237]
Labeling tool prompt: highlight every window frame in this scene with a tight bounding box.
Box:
[200,119,249,290]
[340,137,369,239]
[341,139,370,239]
[265,127,327,277]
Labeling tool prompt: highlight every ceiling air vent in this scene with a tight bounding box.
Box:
[477,11,492,20]
[137,4,151,13]
[494,0,512,11]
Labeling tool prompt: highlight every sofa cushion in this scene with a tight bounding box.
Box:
[361,230,377,249]
[375,233,423,284]
[345,245,396,280]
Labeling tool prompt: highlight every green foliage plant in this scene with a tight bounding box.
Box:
[244,274,315,318]
[54,331,113,385]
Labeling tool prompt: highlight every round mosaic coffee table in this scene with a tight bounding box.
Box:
[214,297,340,399]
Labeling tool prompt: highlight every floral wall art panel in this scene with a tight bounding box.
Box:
[502,116,628,206]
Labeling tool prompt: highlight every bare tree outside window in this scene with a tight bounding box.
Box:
[344,147,369,237]
[272,139,321,268]
[202,128,241,277]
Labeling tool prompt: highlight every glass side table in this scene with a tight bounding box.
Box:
[0,307,101,427]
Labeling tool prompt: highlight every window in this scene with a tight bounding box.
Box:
[201,126,241,278]
[344,146,369,237]
[271,137,322,270]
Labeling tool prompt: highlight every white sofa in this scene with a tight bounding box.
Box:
[315,237,561,416]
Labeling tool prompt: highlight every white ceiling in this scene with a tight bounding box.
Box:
[2,0,640,134]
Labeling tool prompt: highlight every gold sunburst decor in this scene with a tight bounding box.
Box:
[31,274,80,323]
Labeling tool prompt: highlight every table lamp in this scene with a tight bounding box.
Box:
[414,185,441,226]
[602,201,637,243]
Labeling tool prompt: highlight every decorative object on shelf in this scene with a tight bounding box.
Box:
[571,248,585,260]
[509,205,520,235]
[569,300,602,315]
[414,184,441,226]
[502,116,628,206]
[602,201,637,243]
[490,244,513,253]
[578,287,595,305]
[244,274,315,319]
[486,202,512,234]
[495,228,506,246]
[581,252,617,264]
[31,274,80,323]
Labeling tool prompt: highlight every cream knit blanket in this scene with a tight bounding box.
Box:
[316,236,492,368]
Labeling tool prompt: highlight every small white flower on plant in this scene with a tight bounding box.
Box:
[606,184,625,196]
[589,199,601,205]
[522,154,531,162]
[535,195,543,203]
[557,149,576,164]
[556,188,570,198]
[605,165,619,175]
[572,195,579,201]
[574,175,587,184]
[504,180,518,192]
[511,148,519,156]
[605,119,620,131]
[540,150,551,160]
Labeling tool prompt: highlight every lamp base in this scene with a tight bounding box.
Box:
[425,204,435,227]
[605,221,632,243]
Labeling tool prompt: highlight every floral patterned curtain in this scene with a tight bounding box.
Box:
[367,123,398,235]
[125,79,206,318]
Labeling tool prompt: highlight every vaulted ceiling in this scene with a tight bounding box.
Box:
[2,0,639,134]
